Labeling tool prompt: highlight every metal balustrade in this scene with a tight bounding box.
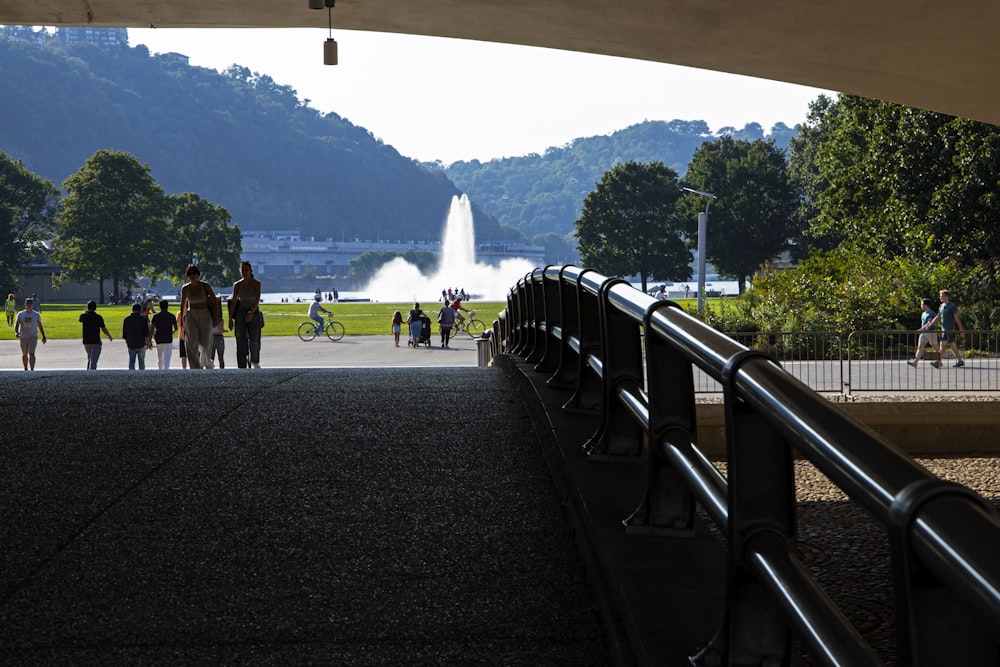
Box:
[496,265,1000,666]
[845,329,1000,396]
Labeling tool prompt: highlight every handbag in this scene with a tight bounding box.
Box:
[228,297,238,320]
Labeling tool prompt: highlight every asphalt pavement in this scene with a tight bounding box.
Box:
[0,349,619,665]
[0,334,479,371]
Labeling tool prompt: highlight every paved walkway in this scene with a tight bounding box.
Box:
[0,361,616,665]
[1,327,736,665]
[0,335,479,371]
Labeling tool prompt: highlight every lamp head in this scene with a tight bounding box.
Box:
[324,38,338,65]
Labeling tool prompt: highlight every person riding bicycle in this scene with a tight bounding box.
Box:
[451,297,469,327]
[307,294,331,333]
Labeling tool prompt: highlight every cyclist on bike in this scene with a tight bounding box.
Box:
[308,294,331,333]
[451,296,469,327]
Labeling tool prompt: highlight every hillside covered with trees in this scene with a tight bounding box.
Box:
[1,33,797,253]
[441,120,795,239]
[0,36,509,244]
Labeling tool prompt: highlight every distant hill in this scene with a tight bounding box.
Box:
[0,36,509,243]
[440,120,797,238]
[0,34,799,247]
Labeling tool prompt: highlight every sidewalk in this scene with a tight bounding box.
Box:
[0,363,613,665]
[0,335,479,371]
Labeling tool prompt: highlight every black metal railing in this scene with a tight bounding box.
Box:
[497,265,1000,666]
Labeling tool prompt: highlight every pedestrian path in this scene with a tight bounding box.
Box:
[0,366,611,664]
[0,335,479,371]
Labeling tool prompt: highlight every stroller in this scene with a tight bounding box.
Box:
[419,315,432,346]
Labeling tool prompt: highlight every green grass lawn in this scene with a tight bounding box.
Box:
[1,301,509,340]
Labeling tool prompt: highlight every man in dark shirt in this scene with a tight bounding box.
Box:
[150,300,179,370]
[122,303,151,370]
[79,300,112,370]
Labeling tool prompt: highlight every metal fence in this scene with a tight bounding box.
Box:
[845,329,1000,396]
[497,265,1000,666]
[689,330,1000,396]
[696,332,845,394]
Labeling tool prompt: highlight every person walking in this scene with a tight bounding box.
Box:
[391,310,403,347]
[79,300,113,370]
[926,289,965,368]
[406,302,423,348]
[437,300,456,348]
[178,322,188,369]
[150,300,178,370]
[230,260,262,368]
[5,293,15,326]
[210,297,227,369]
[122,303,151,370]
[14,297,46,370]
[177,264,221,369]
[907,298,940,367]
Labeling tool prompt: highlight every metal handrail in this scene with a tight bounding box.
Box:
[504,265,1000,666]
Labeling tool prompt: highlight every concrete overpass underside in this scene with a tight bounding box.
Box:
[2,0,999,129]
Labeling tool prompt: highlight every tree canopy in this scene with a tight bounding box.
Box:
[0,152,58,291]
[52,149,167,299]
[159,192,242,287]
[717,94,1000,334]
[680,137,798,293]
[574,161,691,292]
[50,149,241,301]
[807,95,1000,278]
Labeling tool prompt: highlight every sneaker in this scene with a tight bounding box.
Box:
[954,360,965,367]
[930,361,941,368]
[906,360,916,367]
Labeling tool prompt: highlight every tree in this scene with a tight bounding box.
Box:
[795,95,1000,307]
[681,137,798,294]
[532,232,578,265]
[158,192,241,288]
[52,150,167,301]
[574,161,691,292]
[787,95,838,257]
[0,152,59,292]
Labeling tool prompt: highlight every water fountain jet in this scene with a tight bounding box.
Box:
[363,195,535,303]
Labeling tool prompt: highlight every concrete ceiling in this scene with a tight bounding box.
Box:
[3,0,999,127]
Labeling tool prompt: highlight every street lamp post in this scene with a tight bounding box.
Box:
[682,187,716,317]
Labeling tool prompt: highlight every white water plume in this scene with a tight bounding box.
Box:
[363,194,535,303]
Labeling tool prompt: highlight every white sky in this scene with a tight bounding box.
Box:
[128,28,835,166]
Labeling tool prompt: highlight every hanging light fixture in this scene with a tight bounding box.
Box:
[323,0,338,66]
[308,0,323,9]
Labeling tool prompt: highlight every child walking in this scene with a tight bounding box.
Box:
[391,310,403,347]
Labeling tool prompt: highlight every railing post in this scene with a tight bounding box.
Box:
[563,270,603,414]
[625,300,697,534]
[584,278,644,458]
[509,272,532,356]
[524,268,546,365]
[694,351,795,666]
[548,265,581,389]
[889,480,998,665]
[533,265,562,374]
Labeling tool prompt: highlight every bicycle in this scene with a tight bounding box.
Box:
[452,309,485,337]
[297,315,345,342]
